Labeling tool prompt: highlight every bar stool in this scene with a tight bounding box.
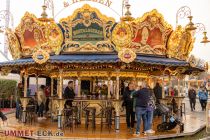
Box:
[180,103,186,117]
[72,106,80,128]
[18,106,23,123]
[63,108,74,132]
[84,107,96,132]
[25,105,36,125]
[100,107,114,132]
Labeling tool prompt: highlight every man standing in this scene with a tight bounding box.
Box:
[64,81,75,108]
[123,81,135,132]
[188,86,196,111]
[16,83,23,119]
[153,83,162,103]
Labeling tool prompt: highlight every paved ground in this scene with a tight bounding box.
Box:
[163,97,209,140]
[0,97,208,140]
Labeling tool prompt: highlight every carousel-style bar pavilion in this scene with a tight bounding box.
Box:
[0,4,207,132]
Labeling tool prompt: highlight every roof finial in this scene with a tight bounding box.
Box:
[39,1,53,22]
[124,3,131,17]
[121,1,134,22]
[41,5,48,19]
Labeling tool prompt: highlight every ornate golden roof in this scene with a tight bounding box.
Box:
[6,4,195,63]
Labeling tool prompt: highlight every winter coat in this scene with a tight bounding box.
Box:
[198,90,208,100]
[123,87,135,109]
[188,89,196,99]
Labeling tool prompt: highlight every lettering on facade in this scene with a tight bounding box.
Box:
[64,0,112,7]
[73,28,103,36]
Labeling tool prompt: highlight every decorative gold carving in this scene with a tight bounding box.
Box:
[59,4,115,53]
[131,9,172,55]
[5,28,21,59]
[60,4,115,27]
[164,67,186,76]
[112,22,132,51]
[134,9,172,29]
[167,25,194,60]
[118,48,136,63]
[15,12,63,57]
[0,67,12,76]
[32,48,50,64]
[62,42,114,53]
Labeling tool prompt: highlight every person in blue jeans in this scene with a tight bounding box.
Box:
[134,82,152,135]
[16,83,23,119]
[146,86,156,133]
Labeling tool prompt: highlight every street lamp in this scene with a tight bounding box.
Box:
[44,0,55,19]
[195,23,210,44]
[0,10,14,33]
[176,6,197,31]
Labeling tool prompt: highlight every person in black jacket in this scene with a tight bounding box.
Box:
[188,86,196,111]
[123,81,135,131]
[153,83,162,104]
[64,81,75,108]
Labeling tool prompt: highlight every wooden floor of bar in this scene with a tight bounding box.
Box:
[0,111,205,140]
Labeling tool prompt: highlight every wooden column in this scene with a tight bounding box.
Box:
[169,75,172,96]
[90,79,93,93]
[113,80,116,97]
[78,77,81,97]
[57,77,59,96]
[19,72,23,84]
[22,72,29,123]
[73,79,75,93]
[162,77,165,98]
[51,77,54,96]
[178,77,181,96]
[24,73,28,97]
[36,75,39,91]
[93,78,96,92]
[58,69,63,99]
[116,76,120,100]
[115,72,120,132]
[108,77,111,98]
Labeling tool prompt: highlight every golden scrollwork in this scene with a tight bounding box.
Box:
[59,4,115,53]
[62,42,114,53]
[167,25,194,60]
[15,12,63,57]
[134,9,172,29]
[0,67,12,76]
[5,28,21,59]
[60,4,115,27]
[118,48,136,63]
[112,22,132,51]
[32,48,50,64]
[130,9,172,55]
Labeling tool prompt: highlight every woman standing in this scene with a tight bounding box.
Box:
[145,86,156,134]
[198,85,208,111]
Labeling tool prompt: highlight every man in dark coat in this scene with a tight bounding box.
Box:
[188,86,196,111]
[123,81,135,131]
[153,83,162,103]
[64,81,75,108]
